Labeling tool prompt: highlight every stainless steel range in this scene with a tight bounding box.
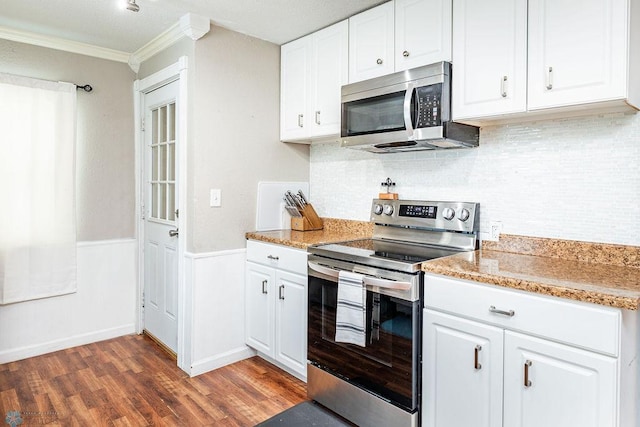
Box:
[307,199,480,427]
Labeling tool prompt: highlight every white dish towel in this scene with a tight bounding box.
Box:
[335,270,366,347]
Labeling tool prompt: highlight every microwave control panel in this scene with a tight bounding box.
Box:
[415,84,442,128]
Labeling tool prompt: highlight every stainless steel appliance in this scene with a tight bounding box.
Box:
[307,199,480,427]
[341,62,479,153]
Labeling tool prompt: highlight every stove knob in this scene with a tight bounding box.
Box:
[383,204,394,216]
[442,207,455,221]
[373,204,383,215]
[458,208,470,222]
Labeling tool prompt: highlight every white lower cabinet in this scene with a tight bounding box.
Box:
[424,274,624,427]
[503,331,617,427]
[423,310,504,427]
[245,240,307,380]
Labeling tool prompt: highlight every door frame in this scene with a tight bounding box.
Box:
[133,57,189,372]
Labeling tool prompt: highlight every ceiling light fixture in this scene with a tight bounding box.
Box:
[126,0,140,12]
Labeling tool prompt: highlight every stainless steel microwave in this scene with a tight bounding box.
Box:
[341,62,479,153]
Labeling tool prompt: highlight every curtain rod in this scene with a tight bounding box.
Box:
[75,84,93,93]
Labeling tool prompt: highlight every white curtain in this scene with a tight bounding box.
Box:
[0,73,77,304]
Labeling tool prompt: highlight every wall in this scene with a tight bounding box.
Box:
[310,111,640,246]
[191,26,309,253]
[0,39,136,241]
[0,40,137,362]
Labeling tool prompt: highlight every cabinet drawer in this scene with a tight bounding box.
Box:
[246,240,308,276]
[424,274,621,356]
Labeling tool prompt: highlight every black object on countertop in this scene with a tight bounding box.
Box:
[256,401,355,427]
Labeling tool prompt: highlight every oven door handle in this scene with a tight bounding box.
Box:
[363,276,412,291]
[308,261,339,278]
[308,261,412,291]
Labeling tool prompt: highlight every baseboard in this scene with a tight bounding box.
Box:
[0,324,135,364]
[188,346,256,377]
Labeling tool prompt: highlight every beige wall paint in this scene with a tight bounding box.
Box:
[191,27,309,252]
[0,39,136,241]
[139,26,310,253]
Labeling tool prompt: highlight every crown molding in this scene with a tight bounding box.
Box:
[128,13,210,73]
[0,25,130,63]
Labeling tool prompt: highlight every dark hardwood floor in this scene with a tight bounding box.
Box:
[0,334,307,426]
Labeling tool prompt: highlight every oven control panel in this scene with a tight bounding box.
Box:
[371,199,479,233]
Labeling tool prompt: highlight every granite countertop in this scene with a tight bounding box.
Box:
[423,235,640,310]
[245,218,374,250]
[247,222,640,310]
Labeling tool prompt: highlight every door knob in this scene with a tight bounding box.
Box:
[169,229,179,237]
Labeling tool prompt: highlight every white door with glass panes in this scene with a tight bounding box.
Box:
[143,80,179,353]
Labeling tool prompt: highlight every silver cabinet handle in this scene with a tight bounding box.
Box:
[524,360,533,387]
[474,345,482,370]
[501,75,508,97]
[546,66,553,90]
[267,255,279,261]
[315,110,321,125]
[169,228,179,237]
[489,305,515,317]
[402,50,410,57]
[261,279,268,294]
[279,284,285,300]
[376,58,383,65]
[297,114,304,127]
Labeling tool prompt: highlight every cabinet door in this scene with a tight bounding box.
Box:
[527,0,628,110]
[395,0,452,72]
[504,331,617,427]
[348,1,395,83]
[245,262,275,357]
[275,271,307,377]
[423,310,504,427]
[280,36,310,141]
[452,0,527,120]
[310,20,348,138]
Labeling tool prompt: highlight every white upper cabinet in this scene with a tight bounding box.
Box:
[280,20,348,142]
[452,0,527,120]
[527,0,628,110]
[348,2,395,83]
[452,0,639,122]
[349,0,452,83]
[280,38,309,141]
[395,0,452,72]
[311,21,349,138]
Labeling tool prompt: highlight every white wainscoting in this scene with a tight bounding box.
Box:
[0,239,137,364]
[184,248,255,377]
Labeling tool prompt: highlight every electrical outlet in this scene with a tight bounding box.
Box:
[210,189,221,207]
[489,221,502,241]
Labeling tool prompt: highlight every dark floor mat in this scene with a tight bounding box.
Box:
[256,401,355,426]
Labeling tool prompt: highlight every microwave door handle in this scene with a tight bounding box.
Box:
[403,85,415,136]
[363,276,412,291]
[308,261,340,279]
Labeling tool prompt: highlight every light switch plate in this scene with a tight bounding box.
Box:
[210,189,221,207]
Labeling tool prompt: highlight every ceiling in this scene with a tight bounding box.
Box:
[0,0,387,53]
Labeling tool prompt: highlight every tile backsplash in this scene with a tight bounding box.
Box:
[310,111,640,246]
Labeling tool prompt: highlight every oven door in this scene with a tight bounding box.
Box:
[307,258,422,413]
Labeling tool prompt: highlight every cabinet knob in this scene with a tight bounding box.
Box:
[267,255,279,261]
[297,114,304,128]
[403,50,410,57]
[315,110,321,125]
[501,76,508,98]
[376,58,383,65]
